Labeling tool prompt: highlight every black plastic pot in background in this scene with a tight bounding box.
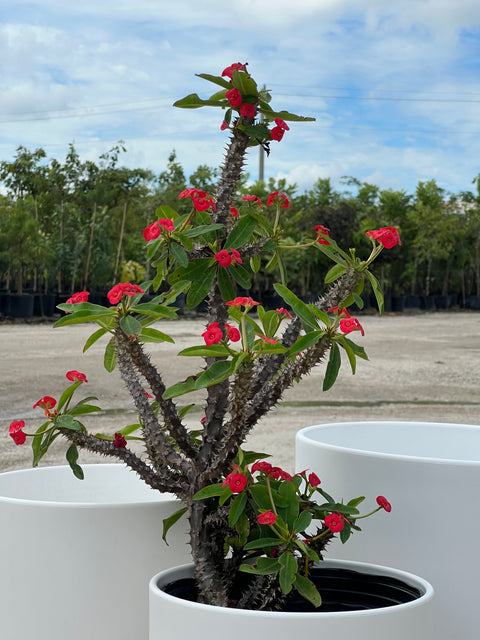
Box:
[7,294,34,318]
[33,293,56,317]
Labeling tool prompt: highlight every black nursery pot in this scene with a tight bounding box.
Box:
[163,564,422,612]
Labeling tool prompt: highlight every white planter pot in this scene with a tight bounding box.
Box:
[149,560,434,640]
[0,464,190,640]
[296,421,480,640]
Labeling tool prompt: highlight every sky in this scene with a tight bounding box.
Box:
[1,0,480,198]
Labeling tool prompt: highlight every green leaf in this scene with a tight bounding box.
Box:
[155,204,179,219]
[294,574,322,608]
[139,327,175,344]
[183,223,224,238]
[229,492,248,527]
[286,331,325,357]
[173,92,227,109]
[231,69,258,96]
[250,255,261,273]
[66,444,84,480]
[224,215,257,249]
[54,308,114,327]
[249,484,273,510]
[178,345,231,357]
[195,360,232,390]
[195,72,232,90]
[323,342,341,391]
[55,415,84,431]
[170,242,188,268]
[244,537,281,550]
[162,506,188,543]
[83,327,109,352]
[273,284,319,331]
[193,483,225,500]
[217,265,236,302]
[104,337,116,372]
[130,303,178,319]
[163,376,197,399]
[120,315,142,337]
[229,264,251,290]
[278,551,297,594]
[278,480,299,529]
[294,510,313,534]
[186,266,216,308]
[325,263,348,284]
[338,336,357,374]
[262,109,315,123]
[57,381,82,412]
[260,309,281,338]
[69,404,102,417]
[365,270,384,314]
[239,558,280,575]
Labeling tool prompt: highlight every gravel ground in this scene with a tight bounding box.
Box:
[2,310,480,473]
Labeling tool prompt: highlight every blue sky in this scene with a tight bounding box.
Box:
[1,0,480,197]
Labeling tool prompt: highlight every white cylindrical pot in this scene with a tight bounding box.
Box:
[149,560,434,640]
[296,421,480,640]
[0,464,190,640]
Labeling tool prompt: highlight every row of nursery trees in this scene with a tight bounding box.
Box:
[2,144,480,304]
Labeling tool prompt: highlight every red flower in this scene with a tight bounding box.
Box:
[230,248,242,265]
[277,307,292,319]
[225,323,241,342]
[113,432,127,448]
[270,126,285,142]
[308,472,321,487]
[192,195,216,212]
[259,335,277,345]
[366,227,401,249]
[107,283,145,305]
[215,250,232,267]
[9,420,26,445]
[239,103,255,118]
[314,224,330,245]
[143,221,161,242]
[229,206,239,217]
[66,370,88,383]
[339,317,365,336]
[274,117,289,131]
[376,495,392,512]
[226,296,259,309]
[202,322,223,346]
[279,470,293,481]
[178,188,206,199]
[158,218,175,232]
[66,291,90,304]
[251,460,273,474]
[223,472,248,493]
[266,191,290,208]
[33,396,56,411]
[241,194,263,208]
[257,510,277,525]
[221,63,246,78]
[220,120,229,131]
[225,88,242,107]
[325,513,344,533]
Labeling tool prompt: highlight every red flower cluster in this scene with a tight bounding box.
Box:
[113,432,127,448]
[221,63,246,78]
[324,512,345,533]
[33,395,57,417]
[66,370,88,383]
[107,283,144,305]
[66,291,89,304]
[251,460,292,481]
[266,191,290,208]
[329,307,365,337]
[202,321,241,345]
[223,471,248,493]
[9,420,26,445]
[143,218,175,242]
[376,495,392,512]
[277,307,292,319]
[229,206,239,217]
[242,194,263,208]
[215,248,242,268]
[257,510,277,525]
[314,224,330,245]
[226,296,259,309]
[178,188,216,212]
[270,118,289,142]
[366,227,401,249]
